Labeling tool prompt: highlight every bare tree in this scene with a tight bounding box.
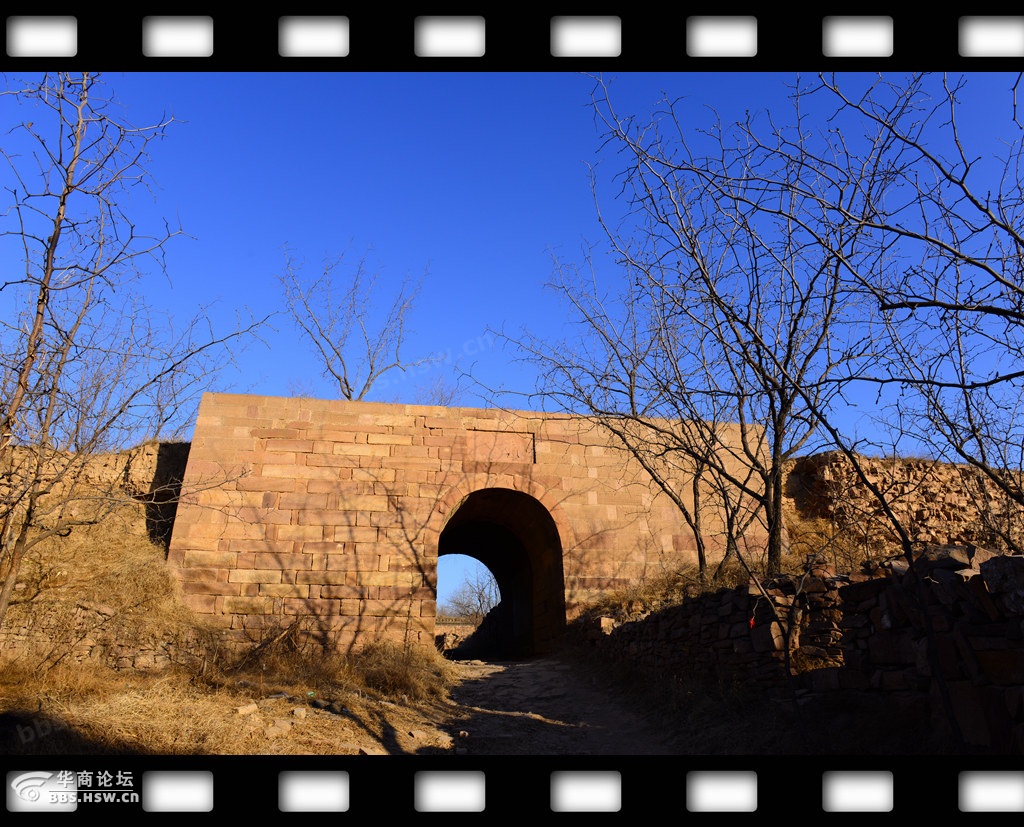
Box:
[803,73,1024,553]
[645,71,1024,557]
[546,73,1024,746]
[413,374,464,407]
[439,567,500,624]
[279,248,423,401]
[0,72,263,629]
[511,75,878,577]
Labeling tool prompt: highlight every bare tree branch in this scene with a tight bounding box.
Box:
[278,248,423,401]
[0,72,267,629]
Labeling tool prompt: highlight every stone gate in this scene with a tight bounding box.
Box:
[167,393,764,655]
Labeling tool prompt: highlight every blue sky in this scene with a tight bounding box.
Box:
[100,72,818,410]
[4,71,1021,605]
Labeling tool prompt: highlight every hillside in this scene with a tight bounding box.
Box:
[0,442,1018,756]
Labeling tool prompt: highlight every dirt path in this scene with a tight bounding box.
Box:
[440,656,677,755]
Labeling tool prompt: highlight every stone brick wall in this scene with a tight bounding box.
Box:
[167,393,764,654]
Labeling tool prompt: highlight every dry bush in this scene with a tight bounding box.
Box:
[3,493,211,675]
[190,620,456,709]
[784,514,867,573]
[352,640,456,702]
[575,517,871,625]
[577,564,709,621]
[210,620,357,700]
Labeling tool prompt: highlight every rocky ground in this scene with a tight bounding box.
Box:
[440,656,677,755]
[0,649,953,756]
[0,651,680,757]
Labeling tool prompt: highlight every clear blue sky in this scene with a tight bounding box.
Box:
[98,71,1019,417]
[4,71,1020,605]
[103,72,823,409]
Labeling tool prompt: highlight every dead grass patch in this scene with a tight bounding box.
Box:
[353,640,457,702]
[0,638,458,755]
[0,480,460,755]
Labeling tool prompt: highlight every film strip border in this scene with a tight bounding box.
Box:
[2,12,1023,816]
[5,757,1024,816]
[1,13,1023,67]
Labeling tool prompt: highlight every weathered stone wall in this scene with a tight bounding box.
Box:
[582,546,1024,753]
[0,440,190,548]
[786,452,1023,557]
[833,548,1024,751]
[576,565,844,696]
[0,600,210,672]
[167,393,763,654]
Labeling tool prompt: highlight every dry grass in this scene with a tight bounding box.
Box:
[0,488,459,755]
[0,653,456,755]
[1,658,258,754]
[4,496,205,674]
[353,640,457,701]
[207,625,457,705]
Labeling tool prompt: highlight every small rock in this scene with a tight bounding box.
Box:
[264,718,294,739]
[337,742,364,754]
[292,707,307,719]
[234,703,259,716]
[358,745,388,756]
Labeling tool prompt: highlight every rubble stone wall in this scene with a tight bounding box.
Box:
[583,546,1024,753]
[0,600,211,673]
[785,452,1024,557]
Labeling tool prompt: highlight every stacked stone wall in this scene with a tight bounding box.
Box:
[786,452,1023,558]
[583,546,1024,753]
[0,600,211,673]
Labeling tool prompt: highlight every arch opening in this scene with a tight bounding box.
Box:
[438,488,566,659]
[437,555,501,623]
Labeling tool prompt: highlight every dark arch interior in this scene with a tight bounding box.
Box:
[438,488,566,659]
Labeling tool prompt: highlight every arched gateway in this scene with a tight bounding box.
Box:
[168,393,764,655]
[439,488,565,657]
